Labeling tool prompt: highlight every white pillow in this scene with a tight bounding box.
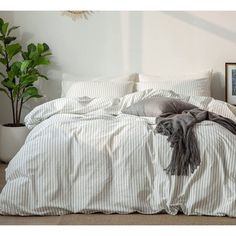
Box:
[136,79,211,97]
[61,73,137,97]
[137,72,212,97]
[139,71,212,82]
[65,81,134,98]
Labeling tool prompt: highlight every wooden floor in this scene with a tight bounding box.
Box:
[0,162,236,225]
[1,213,236,225]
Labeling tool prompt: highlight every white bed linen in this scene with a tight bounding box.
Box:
[137,72,212,97]
[137,78,211,97]
[65,81,134,98]
[0,89,236,216]
[61,73,136,97]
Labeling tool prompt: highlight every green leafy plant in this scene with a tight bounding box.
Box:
[0,18,52,127]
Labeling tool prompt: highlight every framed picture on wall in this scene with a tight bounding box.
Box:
[225,62,236,105]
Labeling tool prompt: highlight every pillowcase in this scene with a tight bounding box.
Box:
[137,71,212,97]
[61,73,137,97]
[122,96,197,117]
[65,81,134,98]
[136,78,211,97]
[139,71,212,82]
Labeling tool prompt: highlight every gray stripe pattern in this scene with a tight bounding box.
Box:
[65,81,134,98]
[136,78,211,97]
[0,89,236,216]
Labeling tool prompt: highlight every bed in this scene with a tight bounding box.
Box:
[0,86,236,217]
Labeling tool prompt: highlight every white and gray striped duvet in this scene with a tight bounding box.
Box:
[0,89,236,216]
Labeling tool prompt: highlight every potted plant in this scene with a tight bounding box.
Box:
[0,18,52,163]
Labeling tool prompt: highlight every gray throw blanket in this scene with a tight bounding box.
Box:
[155,108,236,176]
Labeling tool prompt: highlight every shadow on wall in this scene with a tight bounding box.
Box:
[128,11,143,73]
[164,11,236,44]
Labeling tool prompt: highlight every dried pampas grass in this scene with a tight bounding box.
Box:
[62,11,93,21]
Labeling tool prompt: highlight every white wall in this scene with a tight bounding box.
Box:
[1,11,236,123]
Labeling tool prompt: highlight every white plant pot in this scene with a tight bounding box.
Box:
[0,125,29,163]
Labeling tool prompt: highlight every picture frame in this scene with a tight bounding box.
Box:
[225,62,236,105]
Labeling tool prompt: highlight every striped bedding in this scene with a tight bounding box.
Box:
[0,89,236,216]
[136,78,211,97]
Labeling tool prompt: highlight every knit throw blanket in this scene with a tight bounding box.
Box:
[155,108,236,176]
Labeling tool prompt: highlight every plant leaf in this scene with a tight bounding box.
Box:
[12,84,20,97]
[1,22,9,35]
[1,79,15,89]
[7,70,15,80]
[37,43,44,54]
[7,26,19,36]
[4,36,16,44]
[26,43,38,60]
[0,18,4,28]
[0,58,7,65]
[22,86,42,99]
[21,51,28,60]
[43,43,50,51]
[41,52,52,57]
[6,43,22,60]
[20,60,32,73]
[29,51,38,60]
[11,61,21,74]
[36,57,50,65]
[38,73,48,80]
[23,94,43,104]
[27,43,36,53]
[20,74,38,87]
